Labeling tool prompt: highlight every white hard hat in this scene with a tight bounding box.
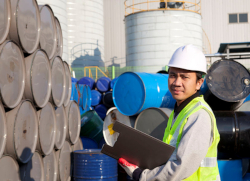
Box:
[168,44,207,74]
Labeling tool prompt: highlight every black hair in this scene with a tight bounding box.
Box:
[196,72,203,81]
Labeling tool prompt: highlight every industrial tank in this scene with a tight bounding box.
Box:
[124,0,202,73]
[67,0,105,64]
[37,0,68,63]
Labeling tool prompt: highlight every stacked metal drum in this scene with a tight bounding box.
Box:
[0,0,81,180]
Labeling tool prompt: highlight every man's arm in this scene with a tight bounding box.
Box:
[134,109,212,181]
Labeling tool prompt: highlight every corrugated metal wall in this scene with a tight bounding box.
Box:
[103,0,126,67]
[202,0,250,53]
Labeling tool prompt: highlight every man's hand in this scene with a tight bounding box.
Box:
[118,158,138,178]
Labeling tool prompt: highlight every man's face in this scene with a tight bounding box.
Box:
[168,67,204,105]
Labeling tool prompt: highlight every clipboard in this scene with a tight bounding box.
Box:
[101,121,175,170]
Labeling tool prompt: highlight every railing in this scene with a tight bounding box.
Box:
[83,66,108,80]
[124,0,201,16]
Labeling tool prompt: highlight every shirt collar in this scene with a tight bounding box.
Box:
[174,91,200,118]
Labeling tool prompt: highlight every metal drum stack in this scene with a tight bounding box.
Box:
[0,0,81,180]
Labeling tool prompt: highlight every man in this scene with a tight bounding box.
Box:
[119,44,220,181]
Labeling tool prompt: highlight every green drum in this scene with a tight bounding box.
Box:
[80,110,103,143]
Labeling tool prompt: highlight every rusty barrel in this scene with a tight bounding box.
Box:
[4,100,38,163]
[24,49,52,108]
[9,0,40,54]
[0,40,25,109]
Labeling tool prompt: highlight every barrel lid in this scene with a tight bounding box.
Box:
[17,0,40,53]
[67,101,81,144]
[63,61,72,107]
[58,141,71,181]
[14,100,38,163]
[103,108,134,147]
[74,149,101,154]
[96,77,111,92]
[0,41,25,108]
[206,59,250,102]
[0,156,20,180]
[95,104,107,120]
[51,56,66,107]
[103,91,115,108]
[135,108,172,140]
[113,72,145,116]
[54,106,67,150]
[72,137,83,151]
[91,90,102,106]
[31,50,51,108]
[54,17,63,58]
[0,0,10,44]
[0,102,7,158]
[38,102,56,155]
[39,5,57,59]
[20,152,44,181]
[43,150,57,181]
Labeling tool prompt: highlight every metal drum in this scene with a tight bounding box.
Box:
[53,17,63,58]
[96,77,111,93]
[0,40,25,108]
[134,108,172,140]
[39,5,57,59]
[103,108,136,147]
[91,90,102,106]
[78,77,95,90]
[37,102,56,155]
[73,149,118,180]
[80,110,103,144]
[54,106,67,150]
[113,72,175,116]
[71,82,79,103]
[50,56,66,107]
[0,156,20,180]
[205,59,250,111]
[64,61,72,107]
[56,141,72,181]
[65,101,81,144]
[71,138,83,151]
[102,91,115,109]
[24,49,52,108]
[20,151,45,181]
[80,137,98,149]
[0,102,6,159]
[110,77,118,90]
[215,111,250,159]
[5,100,38,163]
[9,0,40,54]
[0,0,11,44]
[43,150,58,181]
[79,84,92,111]
[95,104,107,120]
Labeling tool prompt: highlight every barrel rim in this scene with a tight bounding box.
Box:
[0,0,11,44]
[16,0,41,54]
[58,141,72,181]
[30,49,52,108]
[113,72,146,116]
[54,17,63,57]
[74,149,102,154]
[0,40,25,108]
[63,61,72,107]
[54,106,67,150]
[0,101,7,158]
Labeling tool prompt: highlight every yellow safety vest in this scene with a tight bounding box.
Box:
[162,96,220,181]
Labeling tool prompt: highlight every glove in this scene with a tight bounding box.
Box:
[118,158,138,178]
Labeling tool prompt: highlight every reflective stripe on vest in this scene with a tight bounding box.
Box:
[162,96,220,181]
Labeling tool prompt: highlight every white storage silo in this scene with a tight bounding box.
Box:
[37,0,68,63]
[125,0,202,73]
[67,0,105,64]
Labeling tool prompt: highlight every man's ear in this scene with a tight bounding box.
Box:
[196,78,204,90]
